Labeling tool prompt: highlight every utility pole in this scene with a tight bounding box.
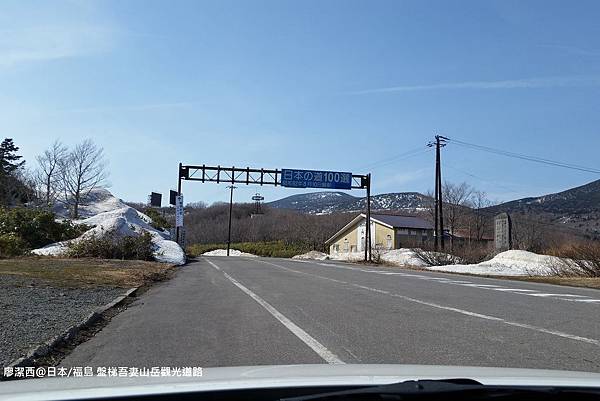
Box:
[226,185,237,256]
[365,173,372,262]
[428,135,448,250]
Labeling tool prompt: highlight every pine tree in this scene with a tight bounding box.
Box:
[0,138,30,205]
[0,138,25,175]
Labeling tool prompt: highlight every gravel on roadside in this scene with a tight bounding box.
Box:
[0,275,126,367]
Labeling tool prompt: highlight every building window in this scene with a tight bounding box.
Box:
[410,230,417,236]
[343,239,349,252]
[333,244,339,252]
[386,234,392,249]
[397,228,408,235]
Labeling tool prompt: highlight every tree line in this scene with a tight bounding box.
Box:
[182,202,354,252]
[0,138,108,218]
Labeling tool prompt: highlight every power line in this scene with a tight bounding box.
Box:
[444,163,523,195]
[448,138,600,174]
[355,146,432,171]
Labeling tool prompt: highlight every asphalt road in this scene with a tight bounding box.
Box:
[61,257,600,372]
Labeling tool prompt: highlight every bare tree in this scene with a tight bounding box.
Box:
[35,140,68,207]
[469,190,492,241]
[61,139,108,218]
[442,181,473,249]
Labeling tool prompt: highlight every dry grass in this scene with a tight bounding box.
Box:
[0,257,176,288]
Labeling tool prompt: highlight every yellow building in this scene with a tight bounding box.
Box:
[325,213,434,255]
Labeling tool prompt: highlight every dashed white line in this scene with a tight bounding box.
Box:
[305,261,600,304]
[259,260,600,347]
[204,258,344,364]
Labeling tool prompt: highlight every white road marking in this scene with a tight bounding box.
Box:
[259,260,600,347]
[296,260,598,304]
[529,293,588,298]
[204,258,345,364]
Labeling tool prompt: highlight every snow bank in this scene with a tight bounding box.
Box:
[203,249,257,257]
[328,248,559,276]
[32,189,186,265]
[292,251,329,260]
[380,249,428,267]
[329,248,427,266]
[330,251,365,262]
[424,250,560,276]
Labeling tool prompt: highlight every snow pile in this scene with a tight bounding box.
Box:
[292,251,329,260]
[422,250,561,276]
[203,249,257,257]
[32,189,185,265]
[51,188,127,219]
[380,249,428,267]
[329,248,427,265]
[329,248,560,276]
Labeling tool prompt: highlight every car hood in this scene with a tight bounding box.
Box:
[2,364,600,400]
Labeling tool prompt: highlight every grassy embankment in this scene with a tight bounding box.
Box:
[0,257,174,288]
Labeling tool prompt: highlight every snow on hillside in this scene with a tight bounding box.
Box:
[32,188,185,265]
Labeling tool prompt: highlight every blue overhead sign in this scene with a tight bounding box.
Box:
[280,169,353,190]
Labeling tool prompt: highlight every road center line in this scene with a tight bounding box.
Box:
[258,260,600,347]
[204,258,345,364]
[301,260,598,303]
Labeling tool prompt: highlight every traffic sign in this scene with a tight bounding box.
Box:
[280,169,352,190]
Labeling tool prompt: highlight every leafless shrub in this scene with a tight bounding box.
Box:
[410,248,461,266]
[452,243,495,264]
[371,244,384,264]
[545,242,600,277]
[410,241,493,266]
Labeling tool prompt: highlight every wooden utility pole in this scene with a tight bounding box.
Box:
[429,135,447,250]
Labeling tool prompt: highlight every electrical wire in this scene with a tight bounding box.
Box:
[356,146,432,171]
[448,138,600,174]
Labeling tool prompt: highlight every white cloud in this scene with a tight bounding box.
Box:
[53,102,197,115]
[0,24,115,67]
[349,75,600,95]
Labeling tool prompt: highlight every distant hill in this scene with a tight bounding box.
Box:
[266,192,358,214]
[267,191,432,215]
[486,179,600,237]
[266,179,600,238]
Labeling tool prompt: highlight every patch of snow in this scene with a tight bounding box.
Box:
[380,248,428,267]
[292,251,329,260]
[202,249,257,257]
[51,188,128,219]
[328,248,560,277]
[329,251,366,262]
[32,189,185,265]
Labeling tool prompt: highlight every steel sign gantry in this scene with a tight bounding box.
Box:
[176,164,373,262]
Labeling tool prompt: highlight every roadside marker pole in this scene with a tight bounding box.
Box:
[176,162,182,245]
[226,185,237,257]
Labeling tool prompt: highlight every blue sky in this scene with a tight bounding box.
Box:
[3,0,600,205]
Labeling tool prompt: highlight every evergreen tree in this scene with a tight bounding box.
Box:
[0,138,25,175]
[0,138,30,205]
